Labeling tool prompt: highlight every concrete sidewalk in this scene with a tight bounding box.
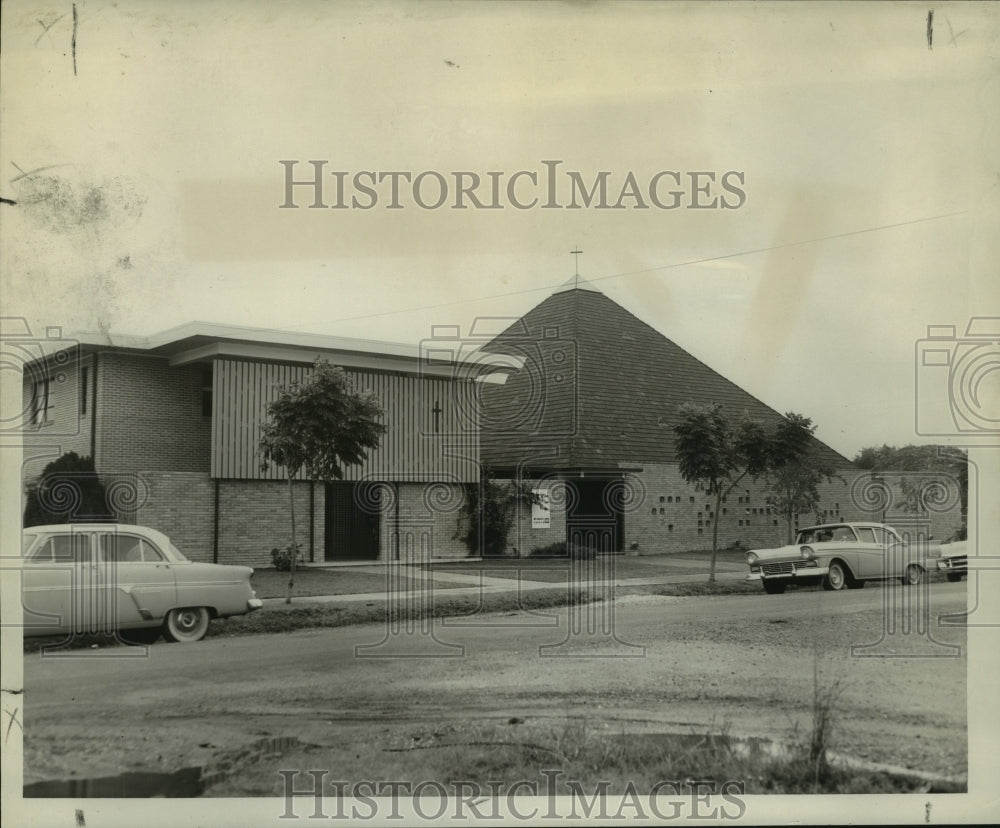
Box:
[260,557,748,610]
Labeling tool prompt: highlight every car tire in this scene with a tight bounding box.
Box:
[822,561,850,591]
[163,607,211,643]
[762,580,786,595]
[902,564,924,586]
[119,627,161,646]
[946,571,964,583]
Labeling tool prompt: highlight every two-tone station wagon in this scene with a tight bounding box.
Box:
[745,522,930,594]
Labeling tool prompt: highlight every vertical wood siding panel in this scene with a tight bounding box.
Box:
[211,359,478,481]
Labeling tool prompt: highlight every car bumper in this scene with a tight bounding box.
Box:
[937,560,967,572]
[247,597,264,612]
[747,566,829,582]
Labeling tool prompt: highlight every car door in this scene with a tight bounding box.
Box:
[22,530,98,637]
[97,530,178,629]
[876,527,911,577]
[852,527,883,579]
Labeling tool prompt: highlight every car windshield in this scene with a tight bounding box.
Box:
[796,526,856,544]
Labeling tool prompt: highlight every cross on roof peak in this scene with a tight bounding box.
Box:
[570,248,584,288]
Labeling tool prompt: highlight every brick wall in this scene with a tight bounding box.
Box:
[217,480,324,568]
[127,474,325,567]
[500,464,964,555]
[129,471,215,560]
[379,482,469,561]
[625,464,855,553]
[96,353,212,475]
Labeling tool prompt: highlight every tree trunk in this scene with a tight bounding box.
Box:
[786,484,795,544]
[709,490,722,584]
[286,473,298,605]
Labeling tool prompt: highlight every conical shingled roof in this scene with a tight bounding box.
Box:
[479,282,852,472]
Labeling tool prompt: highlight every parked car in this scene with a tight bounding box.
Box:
[745,522,931,594]
[936,540,967,582]
[20,524,263,643]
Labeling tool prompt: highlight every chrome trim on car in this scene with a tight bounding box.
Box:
[247,597,264,611]
[761,565,829,579]
[761,560,820,576]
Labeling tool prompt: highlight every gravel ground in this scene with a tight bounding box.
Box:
[21,585,967,795]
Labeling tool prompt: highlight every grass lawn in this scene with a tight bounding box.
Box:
[422,549,747,583]
[250,566,465,598]
[204,715,953,797]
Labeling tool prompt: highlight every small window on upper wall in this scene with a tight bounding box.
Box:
[201,365,213,417]
[80,367,89,417]
[31,378,52,425]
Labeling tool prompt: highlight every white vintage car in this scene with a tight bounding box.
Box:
[936,540,967,582]
[745,522,931,595]
[20,524,263,643]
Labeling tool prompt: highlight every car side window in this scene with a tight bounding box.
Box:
[28,533,91,563]
[100,534,167,563]
[101,533,143,563]
[140,541,165,562]
[856,528,877,543]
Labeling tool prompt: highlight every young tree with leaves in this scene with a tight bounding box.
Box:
[673,403,811,583]
[761,414,841,543]
[260,360,386,603]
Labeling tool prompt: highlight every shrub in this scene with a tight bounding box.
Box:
[270,543,303,572]
[455,469,539,557]
[529,541,567,558]
[24,452,114,527]
[529,541,597,560]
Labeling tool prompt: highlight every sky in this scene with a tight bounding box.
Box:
[1,0,998,459]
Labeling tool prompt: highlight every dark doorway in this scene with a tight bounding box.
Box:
[565,477,624,554]
[325,482,381,561]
